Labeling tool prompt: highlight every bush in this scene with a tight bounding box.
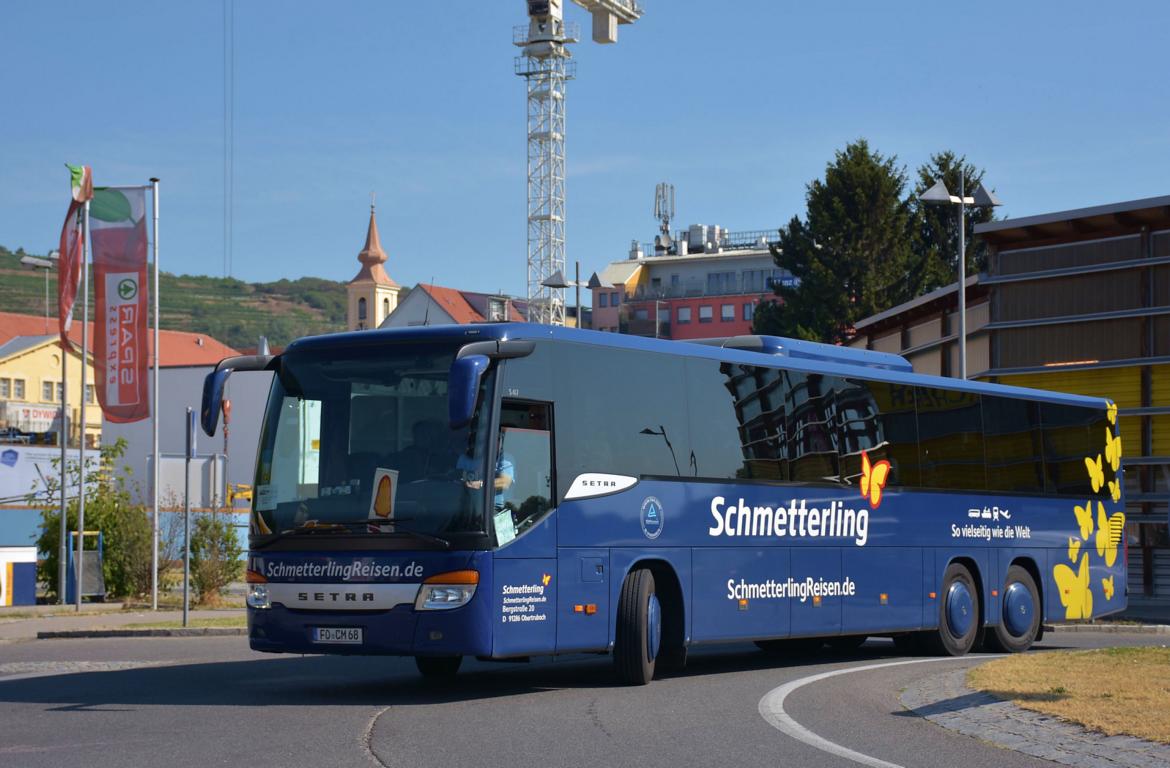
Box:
[36,438,161,600]
[190,510,243,606]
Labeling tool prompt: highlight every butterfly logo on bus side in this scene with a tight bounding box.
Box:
[858,451,891,509]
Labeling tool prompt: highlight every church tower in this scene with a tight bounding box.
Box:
[347,202,400,331]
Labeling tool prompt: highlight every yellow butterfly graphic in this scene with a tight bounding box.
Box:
[1106,402,1117,425]
[1053,553,1093,620]
[859,451,892,508]
[1102,575,1115,601]
[1104,428,1122,472]
[1108,479,1121,503]
[1085,454,1104,493]
[1067,536,1081,563]
[1073,500,1094,540]
[1094,503,1119,567]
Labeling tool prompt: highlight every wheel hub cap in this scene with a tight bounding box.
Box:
[946,581,974,638]
[1003,581,1034,637]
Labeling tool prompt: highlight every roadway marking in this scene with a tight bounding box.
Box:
[757,655,1003,768]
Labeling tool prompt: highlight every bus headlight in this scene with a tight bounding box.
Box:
[247,583,271,610]
[414,570,479,611]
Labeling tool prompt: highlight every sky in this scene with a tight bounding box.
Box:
[2,1,1168,298]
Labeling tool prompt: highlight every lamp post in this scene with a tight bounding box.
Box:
[919,172,1001,379]
[541,261,584,328]
[21,250,68,604]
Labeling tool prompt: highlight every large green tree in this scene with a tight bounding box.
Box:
[910,151,997,293]
[755,139,919,343]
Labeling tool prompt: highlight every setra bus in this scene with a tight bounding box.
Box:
[201,323,1127,684]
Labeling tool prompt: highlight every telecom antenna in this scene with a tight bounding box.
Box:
[516,0,642,325]
[654,182,674,236]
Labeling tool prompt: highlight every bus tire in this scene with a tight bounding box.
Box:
[929,563,980,656]
[986,565,1040,653]
[614,568,658,685]
[415,655,462,678]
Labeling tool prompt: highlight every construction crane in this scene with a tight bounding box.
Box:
[516,0,642,325]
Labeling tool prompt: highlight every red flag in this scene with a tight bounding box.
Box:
[91,186,150,423]
[57,164,92,352]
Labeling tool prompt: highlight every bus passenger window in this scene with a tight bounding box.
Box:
[494,401,554,544]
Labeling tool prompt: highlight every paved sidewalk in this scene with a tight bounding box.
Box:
[901,668,1170,768]
[0,607,244,642]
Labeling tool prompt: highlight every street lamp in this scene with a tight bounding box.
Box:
[541,261,585,329]
[20,250,59,335]
[920,173,1001,379]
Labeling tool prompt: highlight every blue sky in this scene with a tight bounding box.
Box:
[2,1,1167,297]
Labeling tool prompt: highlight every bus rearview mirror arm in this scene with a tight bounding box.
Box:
[449,339,535,429]
[200,354,276,436]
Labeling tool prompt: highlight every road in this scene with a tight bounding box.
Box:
[0,631,1161,768]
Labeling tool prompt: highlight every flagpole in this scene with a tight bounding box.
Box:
[150,178,160,611]
[76,199,90,612]
[58,313,68,605]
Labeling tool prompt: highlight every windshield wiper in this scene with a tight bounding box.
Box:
[265,518,451,549]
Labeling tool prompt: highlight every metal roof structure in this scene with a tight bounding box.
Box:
[975,194,1170,247]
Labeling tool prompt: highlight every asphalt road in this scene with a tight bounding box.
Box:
[0,631,1163,768]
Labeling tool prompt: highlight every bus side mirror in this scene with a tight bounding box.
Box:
[201,368,232,437]
[449,355,490,429]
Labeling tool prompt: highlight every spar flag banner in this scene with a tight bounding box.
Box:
[57,164,92,352]
[90,186,150,423]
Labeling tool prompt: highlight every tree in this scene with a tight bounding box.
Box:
[910,151,997,293]
[755,139,919,343]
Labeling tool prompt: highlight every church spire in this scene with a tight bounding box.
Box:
[351,201,397,286]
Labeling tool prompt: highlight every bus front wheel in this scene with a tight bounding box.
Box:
[929,563,980,656]
[614,568,659,685]
[986,565,1040,653]
[415,655,462,679]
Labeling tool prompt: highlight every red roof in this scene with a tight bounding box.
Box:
[0,311,240,368]
[415,285,526,324]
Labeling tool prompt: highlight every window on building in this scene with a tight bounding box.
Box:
[42,381,54,402]
[598,293,608,308]
[13,379,24,400]
[610,291,619,306]
[743,302,755,321]
[85,385,94,404]
[658,306,670,323]
[706,271,736,295]
[383,298,390,317]
[677,307,691,324]
[721,304,735,321]
[57,383,65,402]
[634,308,648,321]
[651,277,662,291]
[670,274,680,287]
[488,298,507,322]
[358,297,367,321]
[699,306,713,323]
[0,378,9,398]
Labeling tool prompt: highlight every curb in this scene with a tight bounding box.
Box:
[1050,623,1170,634]
[37,628,246,639]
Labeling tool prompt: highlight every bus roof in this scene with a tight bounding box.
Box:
[285,323,1110,410]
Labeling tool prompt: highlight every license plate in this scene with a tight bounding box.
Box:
[312,626,363,644]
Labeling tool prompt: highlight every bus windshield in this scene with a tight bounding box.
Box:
[252,343,493,539]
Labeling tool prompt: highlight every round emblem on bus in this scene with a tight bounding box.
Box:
[640,496,663,539]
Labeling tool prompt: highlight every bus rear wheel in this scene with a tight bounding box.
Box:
[415,655,462,679]
[928,563,980,656]
[985,565,1040,653]
[614,568,659,685]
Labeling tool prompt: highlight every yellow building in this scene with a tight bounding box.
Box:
[0,335,99,447]
[347,204,401,331]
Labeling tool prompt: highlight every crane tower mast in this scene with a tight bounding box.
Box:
[515,0,641,325]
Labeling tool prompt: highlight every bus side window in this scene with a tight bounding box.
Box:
[497,400,554,538]
[787,372,842,484]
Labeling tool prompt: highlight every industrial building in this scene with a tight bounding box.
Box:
[847,195,1170,605]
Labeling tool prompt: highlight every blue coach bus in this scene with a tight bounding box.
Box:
[201,323,1127,684]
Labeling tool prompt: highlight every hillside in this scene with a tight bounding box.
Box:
[0,245,352,349]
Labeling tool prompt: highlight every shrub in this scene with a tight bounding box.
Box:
[190,510,243,606]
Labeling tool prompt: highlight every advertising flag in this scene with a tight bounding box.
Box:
[57,164,92,352]
[90,186,150,423]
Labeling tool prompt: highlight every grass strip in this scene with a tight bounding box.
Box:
[123,617,247,630]
[968,647,1170,744]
